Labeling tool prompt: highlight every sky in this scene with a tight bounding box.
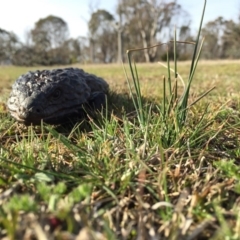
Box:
[0,0,239,42]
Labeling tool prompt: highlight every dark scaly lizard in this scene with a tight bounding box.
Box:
[7,68,109,125]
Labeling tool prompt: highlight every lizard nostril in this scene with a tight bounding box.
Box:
[31,107,42,114]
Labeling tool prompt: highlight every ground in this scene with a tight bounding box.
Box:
[0,60,240,239]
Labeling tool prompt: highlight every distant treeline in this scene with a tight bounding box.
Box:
[1,0,240,66]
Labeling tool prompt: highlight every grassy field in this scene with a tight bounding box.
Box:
[1,60,240,239]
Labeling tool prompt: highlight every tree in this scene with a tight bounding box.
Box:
[31,15,69,49]
[60,37,88,64]
[88,9,117,63]
[221,19,240,58]
[201,17,225,59]
[201,15,240,59]
[12,46,36,66]
[117,0,189,62]
[30,15,69,65]
[0,28,19,64]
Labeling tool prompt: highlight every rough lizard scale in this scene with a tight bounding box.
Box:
[7,68,109,125]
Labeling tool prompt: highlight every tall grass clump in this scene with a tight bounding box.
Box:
[125,0,214,148]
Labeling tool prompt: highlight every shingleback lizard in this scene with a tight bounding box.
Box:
[7,68,109,125]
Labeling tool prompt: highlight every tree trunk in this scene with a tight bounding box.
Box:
[89,38,95,63]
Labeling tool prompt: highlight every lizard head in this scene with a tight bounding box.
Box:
[7,68,94,125]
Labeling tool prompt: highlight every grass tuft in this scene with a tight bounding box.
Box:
[125,0,215,149]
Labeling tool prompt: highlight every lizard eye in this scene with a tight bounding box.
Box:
[51,89,61,99]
